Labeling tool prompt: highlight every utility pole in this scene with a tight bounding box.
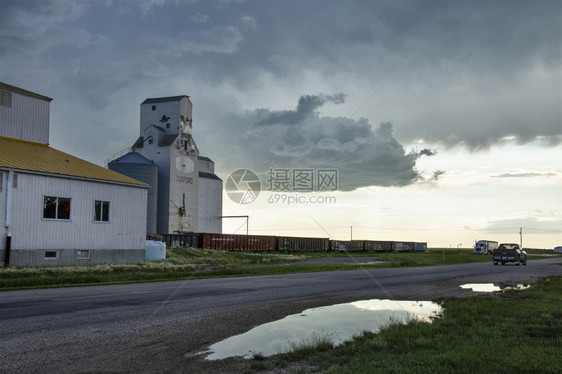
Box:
[350,226,353,241]
[520,227,523,248]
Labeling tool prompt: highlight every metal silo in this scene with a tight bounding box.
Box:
[108,152,158,233]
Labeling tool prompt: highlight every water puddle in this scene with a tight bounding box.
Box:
[460,283,530,292]
[203,299,442,360]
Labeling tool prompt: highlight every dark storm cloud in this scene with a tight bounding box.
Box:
[218,94,436,191]
[0,0,560,165]
[0,0,85,56]
[419,149,436,157]
[191,0,561,150]
[258,94,346,126]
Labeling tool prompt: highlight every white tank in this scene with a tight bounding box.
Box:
[145,240,166,260]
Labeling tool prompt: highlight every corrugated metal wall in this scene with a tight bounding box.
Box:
[393,242,415,252]
[108,160,158,233]
[197,176,223,234]
[7,173,147,252]
[0,172,5,251]
[277,236,330,251]
[330,240,365,252]
[163,233,199,248]
[364,240,393,252]
[0,90,50,144]
[169,146,199,234]
[160,234,427,253]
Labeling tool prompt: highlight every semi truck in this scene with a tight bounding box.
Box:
[473,240,499,254]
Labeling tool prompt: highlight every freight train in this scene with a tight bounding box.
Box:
[153,233,427,253]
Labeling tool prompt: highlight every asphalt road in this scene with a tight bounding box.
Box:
[1,257,561,373]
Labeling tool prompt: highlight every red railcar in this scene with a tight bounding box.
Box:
[199,233,276,252]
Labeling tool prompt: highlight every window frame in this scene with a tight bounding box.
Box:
[44,250,59,260]
[0,90,12,107]
[43,196,72,220]
[94,200,111,223]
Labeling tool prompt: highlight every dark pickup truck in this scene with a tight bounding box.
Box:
[492,243,527,266]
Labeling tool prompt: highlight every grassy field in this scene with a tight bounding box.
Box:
[0,247,559,291]
[260,276,562,373]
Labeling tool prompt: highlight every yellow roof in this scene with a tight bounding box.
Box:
[0,137,146,187]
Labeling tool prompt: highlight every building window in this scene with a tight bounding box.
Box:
[44,250,58,260]
[0,172,3,192]
[166,123,170,129]
[12,173,17,188]
[94,200,110,222]
[152,105,156,111]
[43,196,71,220]
[148,138,153,144]
[0,90,12,107]
[76,250,90,260]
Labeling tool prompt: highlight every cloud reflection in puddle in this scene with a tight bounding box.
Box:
[203,299,442,360]
[460,283,530,292]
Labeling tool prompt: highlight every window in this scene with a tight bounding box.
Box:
[43,196,71,220]
[12,173,17,188]
[166,123,170,128]
[44,250,58,259]
[0,172,3,192]
[76,250,90,260]
[94,200,110,222]
[152,105,156,111]
[0,90,12,107]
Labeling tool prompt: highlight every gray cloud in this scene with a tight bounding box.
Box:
[485,216,562,239]
[0,0,86,57]
[431,170,445,181]
[492,172,557,179]
[258,94,346,126]
[212,94,436,190]
[0,0,560,167]
[419,149,436,157]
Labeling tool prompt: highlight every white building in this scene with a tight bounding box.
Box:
[0,82,148,266]
[112,95,222,234]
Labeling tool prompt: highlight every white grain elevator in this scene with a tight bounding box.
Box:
[109,95,222,234]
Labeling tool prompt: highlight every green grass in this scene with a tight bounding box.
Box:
[268,276,562,374]
[0,247,559,290]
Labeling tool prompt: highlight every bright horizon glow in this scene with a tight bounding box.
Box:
[221,140,562,249]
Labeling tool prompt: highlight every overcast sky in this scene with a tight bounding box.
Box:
[1,0,561,248]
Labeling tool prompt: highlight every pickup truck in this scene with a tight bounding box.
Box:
[492,243,527,266]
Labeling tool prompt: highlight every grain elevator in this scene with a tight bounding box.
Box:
[108,95,222,234]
